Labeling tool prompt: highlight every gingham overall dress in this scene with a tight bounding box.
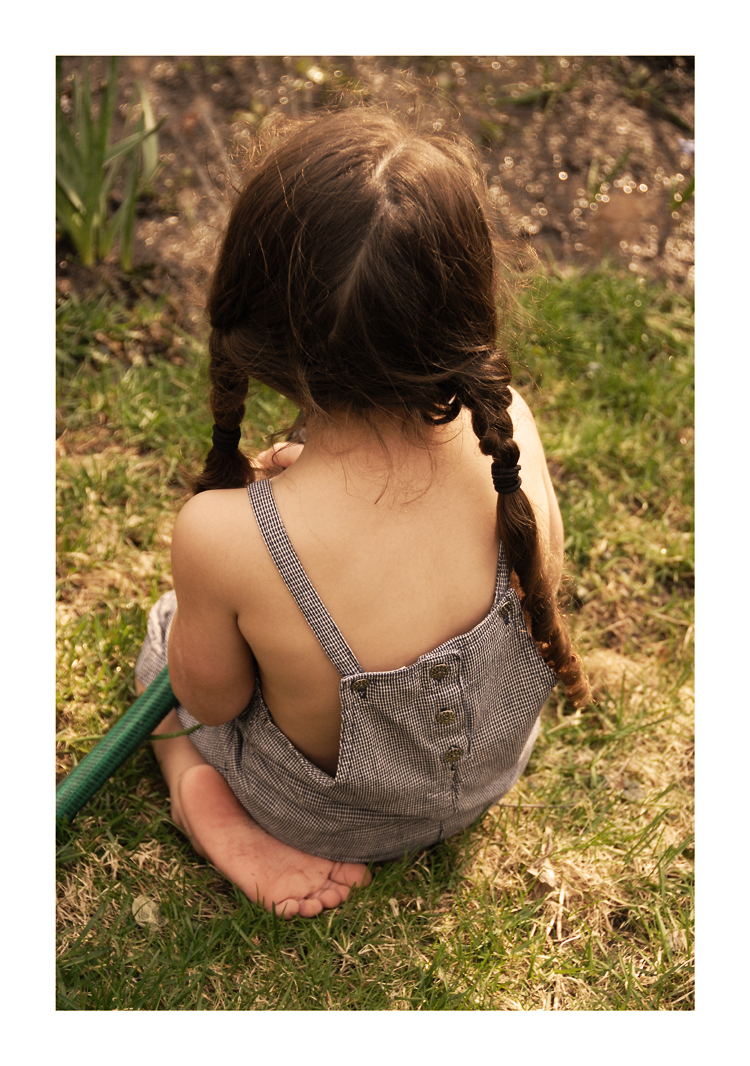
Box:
[136,477,556,863]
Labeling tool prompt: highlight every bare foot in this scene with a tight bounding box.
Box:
[174,763,372,919]
[144,701,370,917]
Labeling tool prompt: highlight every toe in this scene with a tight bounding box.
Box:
[296,897,325,918]
[316,885,349,909]
[332,862,372,888]
[270,897,300,919]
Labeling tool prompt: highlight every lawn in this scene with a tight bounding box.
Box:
[55,263,694,1011]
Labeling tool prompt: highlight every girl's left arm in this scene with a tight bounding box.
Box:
[509,387,564,591]
[167,491,257,726]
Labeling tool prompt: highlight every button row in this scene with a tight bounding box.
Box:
[351,662,453,695]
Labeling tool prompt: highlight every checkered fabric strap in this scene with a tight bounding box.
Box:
[492,536,511,605]
[247,478,363,676]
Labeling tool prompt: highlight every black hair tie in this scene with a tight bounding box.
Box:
[211,424,242,454]
[491,461,522,494]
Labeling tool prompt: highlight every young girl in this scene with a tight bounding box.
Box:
[135,108,590,919]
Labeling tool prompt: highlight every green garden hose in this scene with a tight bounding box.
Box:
[56,666,179,826]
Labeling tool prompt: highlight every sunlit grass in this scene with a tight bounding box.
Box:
[56,265,694,1010]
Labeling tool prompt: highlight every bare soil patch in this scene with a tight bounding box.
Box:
[56,56,694,318]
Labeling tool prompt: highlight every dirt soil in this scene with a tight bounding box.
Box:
[56,56,694,327]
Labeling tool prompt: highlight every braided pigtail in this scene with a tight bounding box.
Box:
[460,358,591,708]
[190,328,256,494]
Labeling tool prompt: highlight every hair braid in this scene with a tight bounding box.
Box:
[459,357,591,708]
[190,328,256,494]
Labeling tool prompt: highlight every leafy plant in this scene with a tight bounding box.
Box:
[56,57,165,271]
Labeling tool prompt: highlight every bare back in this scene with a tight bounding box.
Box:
[167,390,562,776]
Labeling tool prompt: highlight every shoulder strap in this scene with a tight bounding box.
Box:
[247,478,363,677]
[493,537,511,604]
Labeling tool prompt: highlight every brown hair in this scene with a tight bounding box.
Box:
[195,107,589,706]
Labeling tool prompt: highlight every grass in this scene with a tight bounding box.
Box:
[55,264,694,1011]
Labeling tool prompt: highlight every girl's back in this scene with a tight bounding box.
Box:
[170,395,560,777]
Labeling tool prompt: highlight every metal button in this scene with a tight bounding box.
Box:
[429,664,450,680]
[436,709,455,725]
[498,603,511,622]
[351,679,369,693]
[442,746,463,764]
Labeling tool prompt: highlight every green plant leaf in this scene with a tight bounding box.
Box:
[136,81,161,186]
[95,57,119,162]
[55,185,87,258]
[113,154,140,271]
[72,62,92,166]
[103,120,165,168]
[56,168,86,216]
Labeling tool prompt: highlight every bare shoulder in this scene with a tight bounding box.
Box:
[171,488,258,600]
[507,386,545,482]
[174,486,249,532]
[173,487,253,547]
[508,387,545,462]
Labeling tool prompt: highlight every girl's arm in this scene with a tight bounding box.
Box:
[167,491,257,726]
[508,387,564,591]
[168,440,305,722]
